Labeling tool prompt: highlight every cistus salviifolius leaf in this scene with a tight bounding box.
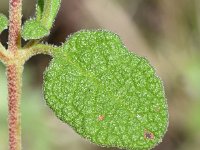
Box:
[43,30,168,150]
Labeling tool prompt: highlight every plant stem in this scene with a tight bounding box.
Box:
[8,0,22,53]
[7,0,22,150]
[23,44,57,59]
[7,64,23,150]
[0,49,10,64]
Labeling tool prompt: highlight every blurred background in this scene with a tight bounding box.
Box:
[0,0,200,150]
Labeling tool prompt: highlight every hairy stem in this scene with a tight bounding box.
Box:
[0,49,10,64]
[0,43,10,63]
[23,44,57,59]
[8,0,22,53]
[7,64,23,150]
[23,39,42,48]
[7,0,22,150]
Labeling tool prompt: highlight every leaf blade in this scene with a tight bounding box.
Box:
[36,0,44,21]
[22,0,61,40]
[22,19,49,40]
[43,30,168,150]
[0,13,8,33]
[40,0,61,30]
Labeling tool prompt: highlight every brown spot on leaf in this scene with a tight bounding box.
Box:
[144,130,154,140]
[98,115,104,121]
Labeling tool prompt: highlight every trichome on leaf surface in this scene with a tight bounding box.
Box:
[0,0,169,150]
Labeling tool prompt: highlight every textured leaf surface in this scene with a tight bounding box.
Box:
[43,30,168,150]
[36,0,44,21]
[40,0,61,29]
[21,20,49,40]
[0,14,8,33]
[35,0,61,29]
[22,0,61,40]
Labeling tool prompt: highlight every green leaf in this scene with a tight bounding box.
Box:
[43,30,168,150]
[22,0,61,40]
[36,0,61,29]
[0,13,8,33]
[22,19,49,40]
[36,0,44,21]
[40,0,61,29]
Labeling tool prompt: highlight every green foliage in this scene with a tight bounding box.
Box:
[43,30,168,150]
[0,0,169,149]
[21,19,49,40]
[22,0,61,40]
[0,13,8,33]
[39,0,61,30]
[36,0,44,21]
